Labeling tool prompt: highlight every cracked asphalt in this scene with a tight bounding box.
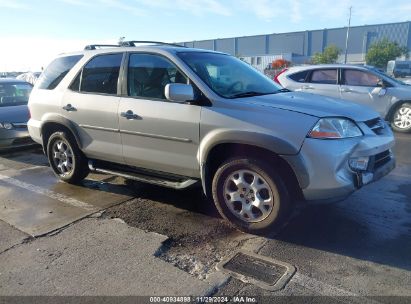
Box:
[0,133,410,302]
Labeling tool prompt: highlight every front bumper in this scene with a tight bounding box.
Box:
[285,128,396,202]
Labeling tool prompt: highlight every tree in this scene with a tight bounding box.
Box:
[311,45,341,64]
[271,59,291,69]
[366,38,408,68]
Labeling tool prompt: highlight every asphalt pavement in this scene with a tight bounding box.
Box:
[0,133,410,302]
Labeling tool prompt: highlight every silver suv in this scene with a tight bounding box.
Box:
[28,42,395,234]
[276,64,411,133]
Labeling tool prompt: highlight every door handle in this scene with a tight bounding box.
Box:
[302,85,314,90]
[62,104,76,111]
[340,88,353,93]
[120,110,140,120]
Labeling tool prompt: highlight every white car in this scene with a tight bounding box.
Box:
[275,64,411,133]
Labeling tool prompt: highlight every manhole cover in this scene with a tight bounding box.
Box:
[216,250,296,291]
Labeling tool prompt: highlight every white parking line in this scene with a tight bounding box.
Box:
[292,273,383,303]
[0,173,98,212]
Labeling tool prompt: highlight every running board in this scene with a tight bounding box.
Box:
[88,160,198,189]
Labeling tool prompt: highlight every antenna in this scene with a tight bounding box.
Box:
[344,6,352,64]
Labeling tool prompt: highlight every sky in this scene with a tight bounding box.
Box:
[1,0,411,71]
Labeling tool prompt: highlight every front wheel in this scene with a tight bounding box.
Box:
[47,131,89,183]
[391,103,411,133]
[212,158,291,234]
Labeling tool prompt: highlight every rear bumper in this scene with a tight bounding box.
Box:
[285,130,395,202]
[27,118,42,145]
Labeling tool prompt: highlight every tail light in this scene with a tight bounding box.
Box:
[273,68,288,85]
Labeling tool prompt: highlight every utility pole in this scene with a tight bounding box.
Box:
[344,6,352,64]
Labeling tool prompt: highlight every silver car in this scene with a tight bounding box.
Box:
[0,79,34,150]
[276,64,411,133]
[28,43,395,233]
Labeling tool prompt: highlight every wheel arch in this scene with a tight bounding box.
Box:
[385,100,411,122]
[40,115,82,154]
[200,142,304,201]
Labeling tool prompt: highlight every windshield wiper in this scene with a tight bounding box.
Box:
[273,88,290,93]
[228,91,275,99]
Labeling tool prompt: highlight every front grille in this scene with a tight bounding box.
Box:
[373,150,392,169]
[364,117,386,135]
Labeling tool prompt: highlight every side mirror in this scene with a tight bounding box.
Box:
[377,79,386,88]
[165,83,194,103]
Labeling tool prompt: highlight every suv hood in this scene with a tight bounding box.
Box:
[243,91,379,122]
[0,105,29,123]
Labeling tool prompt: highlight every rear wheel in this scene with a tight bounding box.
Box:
[391,103,411,133]
[212,158,291,234]
[47,131,89,183]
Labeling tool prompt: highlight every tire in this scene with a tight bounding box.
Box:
[212,158,291,234]
[47,131,89,183]
[390,103,411,133]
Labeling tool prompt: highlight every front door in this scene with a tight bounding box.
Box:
[340,68,391,115]
[119,53,201,177]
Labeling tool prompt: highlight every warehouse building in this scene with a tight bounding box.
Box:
[182,21,411,71]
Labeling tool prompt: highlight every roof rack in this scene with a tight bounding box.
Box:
[84,44,121,50]
[120,41,186,48]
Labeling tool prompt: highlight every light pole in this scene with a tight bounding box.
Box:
[344,6,352,64]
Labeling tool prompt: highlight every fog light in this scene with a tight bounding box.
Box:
[349,156,369,171]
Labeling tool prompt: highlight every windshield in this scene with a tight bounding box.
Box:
[0,83,32,107]
[177,52,283,98]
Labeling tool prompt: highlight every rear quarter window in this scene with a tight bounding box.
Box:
[37,55,83,90]
[288,70,309,82]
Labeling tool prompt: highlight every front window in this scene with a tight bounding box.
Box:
[127,53,187,100]
[343,69,380,87]
[177,52,282,99]
[0,82,32,107]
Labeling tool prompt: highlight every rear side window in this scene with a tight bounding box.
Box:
[309,69,338,84]
[37,55,83,90]
[289,70,309,82]
[79,53,123,95]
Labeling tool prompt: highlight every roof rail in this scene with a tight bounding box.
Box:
[84,44,120,50]
[120,41,186,48]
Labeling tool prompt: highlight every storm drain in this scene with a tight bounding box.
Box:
[216,250,296,291]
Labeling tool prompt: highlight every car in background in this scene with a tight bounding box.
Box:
[275,64,411,133]
[0,79,34,150]
[387,60,411,78]
[16,72,41,85]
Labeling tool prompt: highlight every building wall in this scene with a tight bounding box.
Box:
[182,21,411,64]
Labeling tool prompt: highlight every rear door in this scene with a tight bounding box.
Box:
[340,68,391,115]
[300,68,341,99]
[118,53,201,177]
[62,53,124,163]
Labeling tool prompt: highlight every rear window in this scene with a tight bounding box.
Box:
[37,55,83,90]
[309,69,338,84]
[289,70,309,82]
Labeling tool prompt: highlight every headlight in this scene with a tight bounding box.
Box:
[308,118,363,139]
[0,122,13,130]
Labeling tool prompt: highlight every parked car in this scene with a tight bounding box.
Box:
[387,60,411,78]
[28,42,395,233]
[0,79,34,150]
[16,72,41,85]
[275,64,411,133]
